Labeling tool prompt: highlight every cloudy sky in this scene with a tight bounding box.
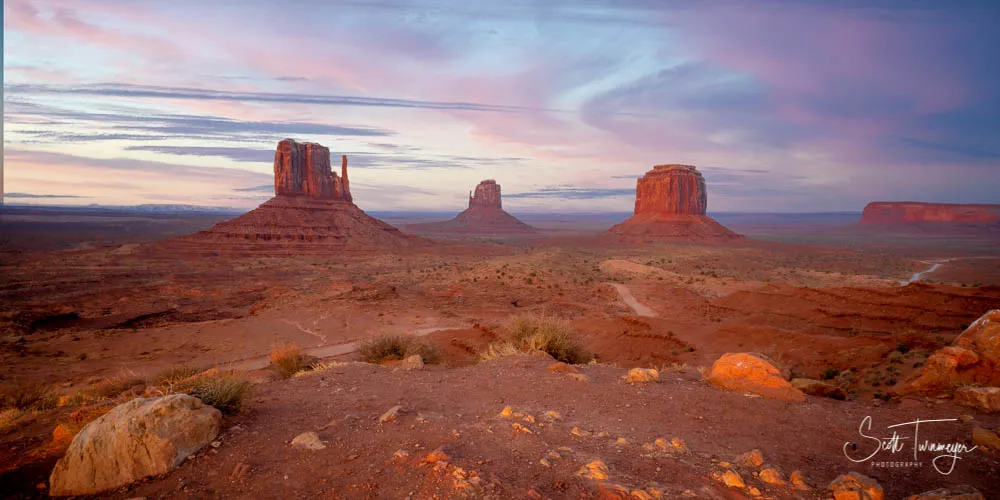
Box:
[3,0,999,213]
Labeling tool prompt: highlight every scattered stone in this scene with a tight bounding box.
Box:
[567,373,590,382]
[789,470,811,490]
[708,353,806,401]
[512,423,533,434]
[615,437,629,447]
[392,449,411,462]
[954,386,1000,413]
[543,410,562,421]
[547,362,578,373]
[547,450,562,460]
[597,482,631,499]
[539,457,551,467]
[291,432,326,451]
[737,449,765,468]
[791,378,847,400]
[379,405,404,423]
[499,406,515,419]
[718,470,745,489]
[900,310,1000,394]
[420,446,453,465]
[210,441,221,448]
[959,414,975,423]
[669,437,688,453]
[571,427,591,437]
[625,367,660,384]
[758,466,784,485]
[399,355,424,371]
[49,395,221,496]
[970,426,1000,451]
[827,472,884,500]
[576,460,609,481]
[905,485,985,500]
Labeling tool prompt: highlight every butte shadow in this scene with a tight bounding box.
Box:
[608,164,742,241]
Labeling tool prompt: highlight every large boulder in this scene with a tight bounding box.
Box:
[954,386,1000,413]
[50,395,222,496]
[899,310,1000,395]
[827,472,884,500]
[707,353,805,402]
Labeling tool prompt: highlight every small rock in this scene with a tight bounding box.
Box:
[210,441,221,448]
[399,354,424,371]
[291,432,326,451]
[719,470,745,489]
[499,406,515,419]
[547,362,578,373]
[543,410,562,421]
[758,466,783,485]
[420,446,453,465]
[576,460,609,481]
[670,437,688,453]
[827,472,884,500]
[567,373,590,382]
[571,427,591,437]
[539,458,551,467]
[625,367,660,384]
[954,386,1000,413]
[615,437,629,447]
[905,484,984,500]
[791,378,847,400]
[512,423,533,434]
[379,405,403,423]
[789,470,810,490]
[737,449,765,468]
[958,414,975,423]
[748,486,762,497]
[597,482,630,499]
[971,426,1000,451]
[392,449,411,462]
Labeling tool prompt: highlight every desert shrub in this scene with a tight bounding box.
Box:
[175,371,252,414]
[1,381,56,411]
[151,366,202,388]
[269,343,309,379]
[490,314,592,364]
[82,373,146,401]
[479,342,522,362]
[357,334,443,365]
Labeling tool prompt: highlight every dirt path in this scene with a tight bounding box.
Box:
[225,327,464,371]
[609,283,657,317]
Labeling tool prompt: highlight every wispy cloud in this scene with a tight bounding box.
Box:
[505,186,635,200]
[4,192,91,199]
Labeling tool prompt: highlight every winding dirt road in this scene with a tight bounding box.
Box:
[609,283,657,317]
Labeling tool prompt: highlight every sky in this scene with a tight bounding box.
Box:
[3,0,1000,213]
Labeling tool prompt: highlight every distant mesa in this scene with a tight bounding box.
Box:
[406,179,537,235]
[609,164,741,240]
[860,201,1000,226]
[187,138,423,249]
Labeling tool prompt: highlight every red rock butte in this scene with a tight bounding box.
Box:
[183,138,424,251]
[609,164,741,240]
[406,179,536,235]
[860,202,1000,225]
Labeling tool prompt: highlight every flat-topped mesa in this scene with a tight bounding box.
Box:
[634,164,707,216]
[274,138,352,201]
[860,202,1000,225]
[469,179,502,209]
[609,163,741,241]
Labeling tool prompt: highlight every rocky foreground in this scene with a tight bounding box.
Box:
[44,352,1000,499]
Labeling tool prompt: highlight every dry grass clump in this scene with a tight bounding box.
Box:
[482,314,592,364]
[82,372,147,401]
[1,381,56,411]
[357,334,443,365]
[269,342,310,379]
[173,371,252,414]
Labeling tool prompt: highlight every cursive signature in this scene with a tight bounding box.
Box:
[843,416,977,475]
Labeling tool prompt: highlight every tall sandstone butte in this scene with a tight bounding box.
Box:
[860,202,1000,225]
[183,138,421,251]
[273,139,352,201]
[610,164,741,240]
[406,179,536,234]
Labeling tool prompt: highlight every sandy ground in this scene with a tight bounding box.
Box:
[2,210,1000,498]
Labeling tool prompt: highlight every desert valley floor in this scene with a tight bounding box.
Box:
[1,207,999,499]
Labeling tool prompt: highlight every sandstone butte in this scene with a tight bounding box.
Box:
[860,201,1000,225]
[187,139,424,250]
[407,179,537,235]
[609,164,742,240]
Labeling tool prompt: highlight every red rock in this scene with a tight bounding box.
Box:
[609,165,741,240]
[274,138,351,200]
[898,310,1000,395]
[860,202,1000,225]
[186,139,424,251]
[707,353,806,402]
[405,179,536,235]
[469,179,502,208]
